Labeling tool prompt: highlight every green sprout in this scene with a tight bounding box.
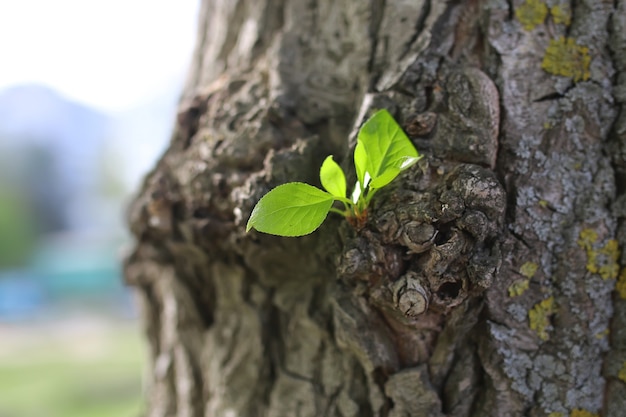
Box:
[246,109,421,237]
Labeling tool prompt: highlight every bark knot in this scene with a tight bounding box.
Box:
[339,161,506,321]
[392,272,430,318]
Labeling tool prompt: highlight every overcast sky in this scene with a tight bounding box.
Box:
[0,0,199,112]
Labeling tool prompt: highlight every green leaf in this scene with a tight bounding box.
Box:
[369,167,400,189]
[357,109,419,185]
[369,156,421,189]
[320,156,347,198]
[400,155,421,170]
[354,141,368,188]
[246,183,334,236]
[351,180,362,204]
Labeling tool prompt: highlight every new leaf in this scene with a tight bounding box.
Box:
[246,183,334,237]
[357,109,420,189]
[320,156,347,199]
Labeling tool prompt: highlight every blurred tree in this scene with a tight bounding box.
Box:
[0,187,36,267]
[24,144,68,233]
[125,1,626,416]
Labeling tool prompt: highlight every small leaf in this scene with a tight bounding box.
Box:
[247,183,334,236]
[363,171,371,189]
[320,156,347,198]
[354,141,367,187]
[357,109,419,184]
[351,180,362,204]
[369,167,400,189]
[369,155,421,189]
[400,155,421,170]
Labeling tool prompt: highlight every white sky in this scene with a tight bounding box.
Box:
[0,0,199,112]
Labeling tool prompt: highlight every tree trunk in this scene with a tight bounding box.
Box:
[125,0,626,416]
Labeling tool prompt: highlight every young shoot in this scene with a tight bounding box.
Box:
[246,109,421,237]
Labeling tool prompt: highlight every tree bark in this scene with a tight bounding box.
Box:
[125,0,626,416]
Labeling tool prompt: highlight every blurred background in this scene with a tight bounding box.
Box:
[0,1,198,415]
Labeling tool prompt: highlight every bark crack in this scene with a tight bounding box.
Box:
[398,0,431,61]
[367,0,387,86]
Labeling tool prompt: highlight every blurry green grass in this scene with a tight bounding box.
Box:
[0,323,145,417]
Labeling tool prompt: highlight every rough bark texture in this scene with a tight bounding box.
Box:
[125,1,626,416]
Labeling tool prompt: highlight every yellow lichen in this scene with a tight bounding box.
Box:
[570,410,599,417]
[542,36,591,82]
[618,362,626,383]
[516,0,548,30]
[550,4,571,26]
[586,250,599,274]
[521,262,539,278]
[509,280,530,297]
[594,328,609,339]
[577,228,598,250]
[617,269,626,299]
[539,200,549,208]
[509,262,538,297]
[600,262,620,280]
[529,297,555,341]
[599,240,620,280]
[578,230,620,280]
[548,413,563,417]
